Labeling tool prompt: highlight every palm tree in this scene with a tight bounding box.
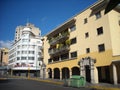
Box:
[105,0,120,14]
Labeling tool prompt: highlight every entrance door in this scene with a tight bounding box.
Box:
[85,65,91,82]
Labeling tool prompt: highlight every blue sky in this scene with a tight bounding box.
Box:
[0,0,97,48]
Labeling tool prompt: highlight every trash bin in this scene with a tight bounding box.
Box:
[69,75,85,88]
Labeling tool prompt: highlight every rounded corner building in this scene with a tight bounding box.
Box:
[8,23,43,77]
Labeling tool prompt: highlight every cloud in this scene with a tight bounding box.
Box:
[0,40,13,49]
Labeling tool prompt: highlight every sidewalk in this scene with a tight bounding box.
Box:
[30,78,120,90]
[86,82,120,90]
[3,76,120,90]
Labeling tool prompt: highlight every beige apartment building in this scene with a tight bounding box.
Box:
[0,48,9,66]
[43,0,120,84]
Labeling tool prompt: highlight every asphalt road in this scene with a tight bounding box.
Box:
[0,79,93,90]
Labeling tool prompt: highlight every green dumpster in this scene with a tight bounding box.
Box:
[69,75,86,88]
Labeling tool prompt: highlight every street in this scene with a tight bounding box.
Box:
[0,79,93,90]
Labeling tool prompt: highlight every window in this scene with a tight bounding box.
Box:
[86,48,90,53]
[38,52,41,55]
[71,37,77,44]
[70,25,76,31]
[37,41,40,44]
[38,46,42,50]
[95,11,101,19]
[97,27,103,35]
[22,45,27,48]
[21,57,27,60]
[17,51,20,54]
[53,56,59,62]
[48,58,52,63]
[17,57,20,60]
[71,51,77,58]
[84,18,88,24]
[85,32,89,38]
[22,51,27,54]
[17,45,20,49]
[29,51,34,54]
[98,44,105,52]
[28,57,34,60]
[61,53,69,60]
[22,39,28,42]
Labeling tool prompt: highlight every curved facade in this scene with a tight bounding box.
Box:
[9,23,43,77]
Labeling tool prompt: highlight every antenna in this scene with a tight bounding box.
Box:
[27,18,29,24]
[26,18,30,26]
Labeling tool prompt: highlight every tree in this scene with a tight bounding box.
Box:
[105,0,120,14]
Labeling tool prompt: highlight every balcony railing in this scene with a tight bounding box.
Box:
[48,45,70,55]
[49,32,69,45]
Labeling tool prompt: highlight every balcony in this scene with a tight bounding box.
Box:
[48,45,70,56]
[49,32,69,45]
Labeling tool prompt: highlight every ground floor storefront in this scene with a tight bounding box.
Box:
[11,70,40,77]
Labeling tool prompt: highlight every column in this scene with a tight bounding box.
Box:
[40,68,43,78]
[91,67,95,83]
[90,60,95,84]
[80,60,85,77]
[60,70,62,80]
[94,67,98,84]
[45,69,49,79]
[52,70,54,79]
[43,68,46,79]
[112,64,118,85]
[69,70,72,78]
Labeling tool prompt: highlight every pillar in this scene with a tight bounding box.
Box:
[80,60,85,77]
[91,67,94,83]
[112,64,118,85]
[52,70,54,79]
[90,59,95,84]
[43,68,46,79]
[94,67,98,83]
[45,69,49,79]
[40,68,43,78]
[60,70,62,80]
[70,70,72,78]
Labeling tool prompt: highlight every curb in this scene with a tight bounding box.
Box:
[9,76,120,90]
[89,86,120,90]
[0,78,7,80]
[10,76,63,85]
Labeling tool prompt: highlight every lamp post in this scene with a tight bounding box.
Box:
[28,64,30,79]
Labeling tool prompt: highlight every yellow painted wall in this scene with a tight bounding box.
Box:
[44,1,120,72]
[47,49,120,70]
[108,11,120,56]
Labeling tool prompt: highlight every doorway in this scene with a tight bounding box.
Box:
[85,65,91,82]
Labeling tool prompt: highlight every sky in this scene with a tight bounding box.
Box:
[0,0,97,48]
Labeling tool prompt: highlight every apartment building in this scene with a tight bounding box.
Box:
[43,0,120,84]
[0,48,9,66]
[9,23,43,77]
[0,48,9,76]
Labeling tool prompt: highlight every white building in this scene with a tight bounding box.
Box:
[9,23,43,77]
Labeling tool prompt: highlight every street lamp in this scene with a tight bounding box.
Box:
[28,64,30,79]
